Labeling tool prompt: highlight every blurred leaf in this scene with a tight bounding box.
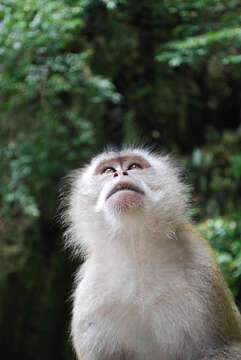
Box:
[231,155,241,180]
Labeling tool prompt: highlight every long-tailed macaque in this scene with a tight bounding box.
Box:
[62,148,241,359]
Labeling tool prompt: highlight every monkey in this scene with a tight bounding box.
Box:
[62,147,241,360]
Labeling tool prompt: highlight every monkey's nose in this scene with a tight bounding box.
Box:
[113,171,128,177]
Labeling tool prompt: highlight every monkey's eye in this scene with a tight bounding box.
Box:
[127,163,142,170]
[102,167,116,174]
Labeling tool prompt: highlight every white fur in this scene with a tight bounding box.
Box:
[63,148,210,359]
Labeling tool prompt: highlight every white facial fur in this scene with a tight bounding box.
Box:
[63,147,189,255]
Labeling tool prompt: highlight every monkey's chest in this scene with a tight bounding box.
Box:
[73,268,203,360]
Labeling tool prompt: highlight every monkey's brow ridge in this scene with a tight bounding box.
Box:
[94,155,151,174]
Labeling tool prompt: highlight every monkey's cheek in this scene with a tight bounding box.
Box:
[107,191,142,212]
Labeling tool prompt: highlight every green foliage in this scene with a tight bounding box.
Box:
[1,121,94,217]
[186,128,241,217]
[198,214,241,300]
[0,0,120,125]
[0,0,120,218]
[156,0,241,68]
[157,27,241,67]
[231,154,241,180]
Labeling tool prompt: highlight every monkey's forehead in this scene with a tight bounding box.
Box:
[78,148,156,179]
[74,148,180,186]
[90,148,158,167]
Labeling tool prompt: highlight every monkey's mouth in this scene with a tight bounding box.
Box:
[106,182,144,200]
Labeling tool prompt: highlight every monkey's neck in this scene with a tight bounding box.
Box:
[83,222,186,306]
[88,220,180,270]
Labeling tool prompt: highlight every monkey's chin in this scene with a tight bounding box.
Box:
[107,190,142,213]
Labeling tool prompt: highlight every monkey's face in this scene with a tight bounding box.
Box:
[66,148,189,249]
[79,149,185,220]
[93,153,151,214]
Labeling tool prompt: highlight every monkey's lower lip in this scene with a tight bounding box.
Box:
[106,183,144,200]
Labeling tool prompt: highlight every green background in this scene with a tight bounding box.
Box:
[0,0,241,358]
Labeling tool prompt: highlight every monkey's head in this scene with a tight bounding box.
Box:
[63,148,189,252]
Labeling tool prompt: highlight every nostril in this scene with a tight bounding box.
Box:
[113,172,118,177]
[123,171,128,176]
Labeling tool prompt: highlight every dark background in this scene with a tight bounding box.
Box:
[0,0,241,358]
